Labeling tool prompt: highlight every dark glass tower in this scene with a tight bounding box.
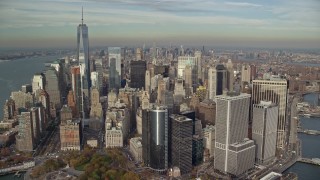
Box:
[130,60,146,89]
[142,105,168,172]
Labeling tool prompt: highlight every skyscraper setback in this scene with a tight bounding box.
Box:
[214,92,255,176]
[252,79,288,149]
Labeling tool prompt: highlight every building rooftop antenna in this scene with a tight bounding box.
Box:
[81,6,83,25]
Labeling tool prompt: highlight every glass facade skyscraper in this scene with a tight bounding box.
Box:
[77,10,90,118]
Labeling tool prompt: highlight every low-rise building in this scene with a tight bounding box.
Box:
[130,137,143,162]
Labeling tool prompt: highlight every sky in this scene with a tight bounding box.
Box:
[0,0,319,49]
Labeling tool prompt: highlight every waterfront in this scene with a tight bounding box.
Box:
[0,55,60,119]
[285,93,320,180]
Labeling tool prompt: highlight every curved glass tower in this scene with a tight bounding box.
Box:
[142,105,168,172]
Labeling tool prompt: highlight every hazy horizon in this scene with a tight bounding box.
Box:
[1,0,319,49]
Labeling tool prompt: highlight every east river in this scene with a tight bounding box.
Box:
[285,93,320,180]
[0,57,320,179]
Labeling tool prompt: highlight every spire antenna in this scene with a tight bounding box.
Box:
[81,6,83,25]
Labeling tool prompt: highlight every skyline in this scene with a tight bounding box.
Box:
[0,0,319,49]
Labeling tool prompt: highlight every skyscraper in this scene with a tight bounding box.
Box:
[208,65,227,100]
[214,92,255,176]
[171,114,193,175]
[226,59,234,91]
[16,110,34,152]
[108,47,121,91]
[130,60,146,89]
[77,8,90,92]
[32,73,45,95]
[45,67,61,110]
[252,101,278,165]
[142,105,169,171]
[71,66,82,118]
[252,79,288,149]
[241,64,251,85]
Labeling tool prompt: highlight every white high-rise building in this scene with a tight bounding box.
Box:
[252,79,288,149]
[241,64,251,84]
[32,73,45,94]
[252,101,278,165]
[177,56,197,78]
[214,92,255,176]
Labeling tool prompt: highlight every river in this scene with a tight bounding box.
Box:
[285,93,320,180]
[0,55,60,120]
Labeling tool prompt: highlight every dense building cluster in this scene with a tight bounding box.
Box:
[2,15,320,179]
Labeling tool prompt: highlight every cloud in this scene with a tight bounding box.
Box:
[225,2,262,8]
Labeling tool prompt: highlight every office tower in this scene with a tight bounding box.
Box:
[136,108,143,135]
[252,101,278,165]
[192,135,204,166]
[60,105,73,123]
[177,56,197,78]
[142,105,169,171]
[157,79,167,104]
[203,125,215,158]
[198,99,216,126]
[108,47,121,90]
[130,60,146,89]
[130,137,143,162]
[141,91,150,110]
[30,107,41,145]
[171,114,193,175]
[90,88,103,120]
[94,59,104,94]
[37,89,50,114]
[3,98,16,121]
[241,64,251,84]
[108,90,118,108]
[136,48,143,60]
[208,65,227,100]
[71,66,82,118]
[91,71,101,90]
[11,91,34,110]
[184,65,192,89]
[21,84,32,93]
[32,73,45,94]
[195,51,202,80]
[119,87,139,132]
[77,8,90,93]
[45,67,61,109]
[60,119,81,151]
[214,92,255,176]
[179,110,196,134]
[154,64,170,78]
[252,79,288,149]
[174,78,185,104]
[145,70,151,93]
[67,90,77,118]
[16,110,34,151]
[226,59,234,91]
[250,65,257,80]
[34,103,47,135]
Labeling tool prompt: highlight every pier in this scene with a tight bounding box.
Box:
[297,128,320,135]
[297,158,320,166]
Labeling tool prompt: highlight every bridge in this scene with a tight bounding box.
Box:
[297,158,320,166]
[297,128,320,135]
